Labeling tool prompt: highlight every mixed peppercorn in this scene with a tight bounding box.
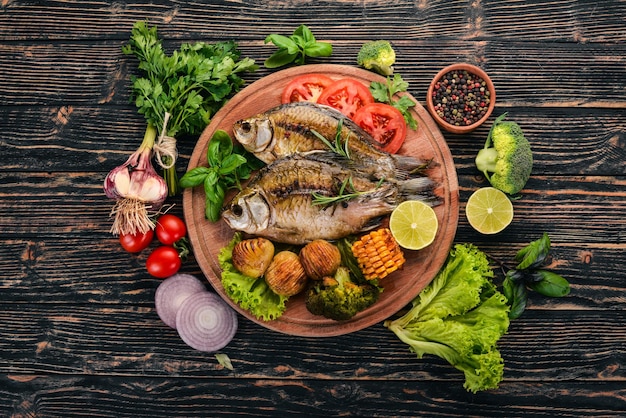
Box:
[431,69,491,127]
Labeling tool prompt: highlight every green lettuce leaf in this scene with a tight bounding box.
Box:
[218,233,288,321]
[385,243,510,393]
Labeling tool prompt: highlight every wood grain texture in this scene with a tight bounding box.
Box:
[1,0,625,415]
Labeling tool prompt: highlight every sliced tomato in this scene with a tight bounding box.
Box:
[281,74,334,103]
[352,103,407,154]
[317,78,374,119]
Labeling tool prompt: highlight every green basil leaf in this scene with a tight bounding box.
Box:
[304,42,333,58]
[264,34,298,51]
[290,34,306,49]
[515,232,551,270]
[506,269,525,283]
[179,166,211,188]
[528,270,571,297]
[219,154,247,174]
[205,169,219,188]
[504,277,528,319]
[205,196,221,222]
[294,24,315,43]
[211,130,234,159]
[264,49,298,68]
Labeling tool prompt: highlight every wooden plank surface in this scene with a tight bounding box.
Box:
[1,0,625,416]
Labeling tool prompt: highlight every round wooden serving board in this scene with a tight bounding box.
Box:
[183,64,459,337]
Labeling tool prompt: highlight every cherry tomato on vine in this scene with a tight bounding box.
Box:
[281,74,334,104]
[146,246,182,278]
[119,230,154,253]
[317,78,374,119]
[352,103,407,154]
[155,214,187,245]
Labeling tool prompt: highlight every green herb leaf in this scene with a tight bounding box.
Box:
[264,34,299,54]
[181,130,264,222]
[304,42,333,58]
[369,74,419,131]
[515,232,551,270]
[219,154,247,175]
[264,25,332,68]
[264,49,298,69]
[215,353,234,371]
[503,276,528,319]
[528,270,571,297]
[310,118,350,159]
[179,166,212,188]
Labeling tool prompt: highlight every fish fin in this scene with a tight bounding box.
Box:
[392,155,438,180]
[360,216,385,232]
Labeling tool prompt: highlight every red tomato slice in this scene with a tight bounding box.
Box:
[281,74,334,103]
[317,78,375,119]
[352,103,408,154]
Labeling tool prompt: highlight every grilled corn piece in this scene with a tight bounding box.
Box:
[351,228,406,281]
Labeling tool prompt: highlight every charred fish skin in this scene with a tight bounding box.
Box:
[232,102,428,180]
[221,155,436,245]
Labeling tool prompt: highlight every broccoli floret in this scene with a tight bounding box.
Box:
[305,267,381,321]
[475,113,533,195]
[357,40,396,76]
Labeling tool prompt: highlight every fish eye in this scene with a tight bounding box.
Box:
[240,121,252,133]
[231,204,243,217]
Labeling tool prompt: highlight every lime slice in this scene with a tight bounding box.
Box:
[389,200,439,250]
[465,187,514,234]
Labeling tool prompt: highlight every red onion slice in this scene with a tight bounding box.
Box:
[176,292,238,352]
[154,273,207,329]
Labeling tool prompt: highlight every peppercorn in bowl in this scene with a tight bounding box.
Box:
[426,63,496,134]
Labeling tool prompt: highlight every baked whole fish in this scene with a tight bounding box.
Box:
[233,102,430,181]
[221,154,436,245]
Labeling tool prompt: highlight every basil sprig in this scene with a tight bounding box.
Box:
[264,25,332,68]
[502,233,571,319]
[180,130,263,222]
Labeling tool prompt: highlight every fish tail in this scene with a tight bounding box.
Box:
[393,155,437,180]
[396,177,441,206]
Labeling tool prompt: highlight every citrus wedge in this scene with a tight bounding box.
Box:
[389,200,439,250]
[465,187,514,234]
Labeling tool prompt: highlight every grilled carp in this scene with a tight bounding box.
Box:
[232,102,429,180]
[221,154,435,245]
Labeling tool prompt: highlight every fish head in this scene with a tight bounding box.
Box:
[222,190,271,235]
[233,117,273,154]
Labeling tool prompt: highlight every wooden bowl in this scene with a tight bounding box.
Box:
[426,63,496,134]
[183,64,459,337]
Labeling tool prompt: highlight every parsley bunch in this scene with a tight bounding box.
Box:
[122,21,258,195]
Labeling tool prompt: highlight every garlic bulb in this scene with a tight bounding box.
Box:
[104,124,168,235]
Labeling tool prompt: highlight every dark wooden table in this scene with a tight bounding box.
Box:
[1,1,625,416]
